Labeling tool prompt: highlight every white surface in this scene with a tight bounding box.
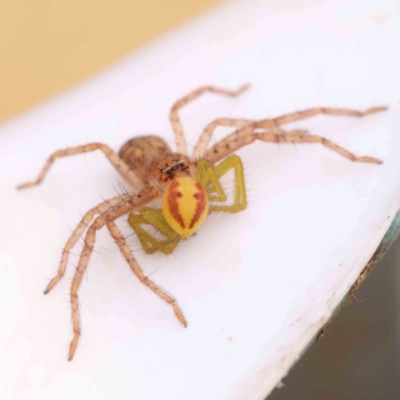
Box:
[1,1,400,399]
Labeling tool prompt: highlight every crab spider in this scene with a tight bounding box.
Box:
[17,84,386,360]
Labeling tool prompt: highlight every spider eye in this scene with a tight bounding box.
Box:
[162,177,209,238]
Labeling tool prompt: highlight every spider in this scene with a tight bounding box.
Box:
[17,84,386,361]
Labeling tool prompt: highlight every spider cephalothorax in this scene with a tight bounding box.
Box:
[17,83,386,360]
[148,154,195,184]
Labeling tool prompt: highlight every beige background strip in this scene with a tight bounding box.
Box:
[0,0,221,122]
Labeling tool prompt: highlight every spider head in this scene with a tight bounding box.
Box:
[162,177,209,238]
[152,154,195,182]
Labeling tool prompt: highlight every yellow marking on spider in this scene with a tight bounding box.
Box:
[162,177,209,238]
[130,156,247,255]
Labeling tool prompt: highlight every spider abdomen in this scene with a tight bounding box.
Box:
[162,177,209,238]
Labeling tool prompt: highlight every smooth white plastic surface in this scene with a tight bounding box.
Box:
[1,1,400,399]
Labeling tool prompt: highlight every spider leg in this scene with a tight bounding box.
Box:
[68,187,159,361]
[170,84,250,155]
[192,118,255,159]
[67,187,186,361]
[212,155,247,212]
[193,105,387,159]
[263,105,388,126]
[128,208,181,255]
[197,157,247,213]
[44,193,132,294]
[205,125,382,165]
[107,220,187,325]
[196,159,227,202]
[204,126,308,164]
[17,143,143,190]
[204,105,388,164]
[200,105,386,164]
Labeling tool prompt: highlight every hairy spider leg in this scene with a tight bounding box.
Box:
[198,156,247,213]
[68,187,187,361]
[170,84,250,155]
[128,208,181,255]
[17,143,143,190]
[205,122,383,165]
[194,105,387,162]
[192,117,255,159]
[267,105,388,126]
[44,193,133,294]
